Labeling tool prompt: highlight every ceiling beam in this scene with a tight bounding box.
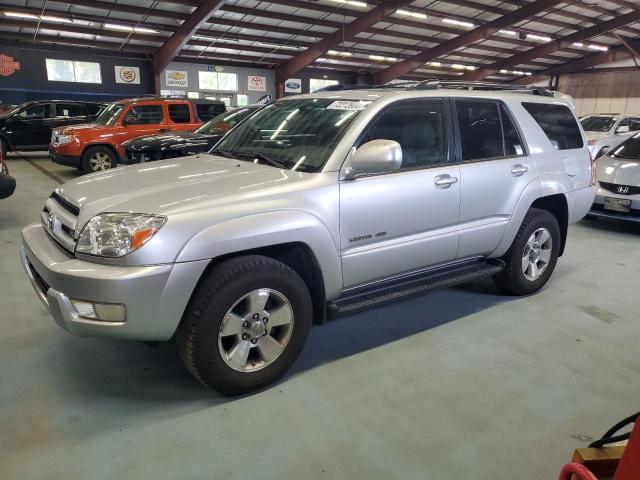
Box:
[152,0,225,75]
[460,10,640,81]
[374,0,560,84]
[514,40,640,85]
[274,0,415,95]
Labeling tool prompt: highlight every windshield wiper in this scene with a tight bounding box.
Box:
[237,152,288,169]
[209,148,239,159]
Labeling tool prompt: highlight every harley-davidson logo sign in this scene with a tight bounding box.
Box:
[0,55,20,77]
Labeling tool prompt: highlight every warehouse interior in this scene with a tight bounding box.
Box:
[1,1,640,479]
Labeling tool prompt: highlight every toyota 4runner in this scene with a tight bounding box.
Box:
[21,82,595,395]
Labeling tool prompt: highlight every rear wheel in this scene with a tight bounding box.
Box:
[82,146,116,173]
[177,255,313,395]
[494,208,561,296]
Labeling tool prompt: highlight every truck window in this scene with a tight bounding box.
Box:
[124,105,164,125]
[168,104,191,123]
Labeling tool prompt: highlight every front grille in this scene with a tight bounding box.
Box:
[42,193,80,253]
[28,259,50,294]
[599,181,640,196]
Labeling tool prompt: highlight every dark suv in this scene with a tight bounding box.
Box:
[0,100,104,156]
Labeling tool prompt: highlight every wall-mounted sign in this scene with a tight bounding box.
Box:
[165,70,188,88]
[248,75,266,91]
[115,65,140,84]
[0,54,20,77]
[207,65,214,72]
[215,66,224,72]
[284,78,302,93]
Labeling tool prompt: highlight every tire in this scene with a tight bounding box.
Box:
[81,146,116,173]
[493,208,561,296]
[177,255,313,395]
[0,137,7,158]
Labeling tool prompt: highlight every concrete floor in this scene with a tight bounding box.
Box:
[1,153,639,480]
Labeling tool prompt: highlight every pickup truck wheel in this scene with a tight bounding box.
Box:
[177,255,313,395]
[82,146,116,173]
[494,208,560,296]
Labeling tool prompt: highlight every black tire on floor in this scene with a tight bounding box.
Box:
[81,146,116,173]
[176,255,313,395]
[493,208,561,296]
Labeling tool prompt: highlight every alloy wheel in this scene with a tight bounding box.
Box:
[522,227,553,281]
[218,288,294,372]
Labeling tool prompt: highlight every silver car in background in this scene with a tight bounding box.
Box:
[590,132,640,222]
[580,114,640,158]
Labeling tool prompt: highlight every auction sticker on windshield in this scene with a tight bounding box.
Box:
[326,100,371,111]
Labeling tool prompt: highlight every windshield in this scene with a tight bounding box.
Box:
[610,133,640,160]
[197,107,257,135]
[93,103,125,126]
[214,98,368,172]
[0,102,28,119]
[580,116,616,132]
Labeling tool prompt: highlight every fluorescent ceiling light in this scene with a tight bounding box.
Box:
[104,23,158,34]
[588,44,608,51]
[5,11,73,23]
[499,69,508,74]
[327,50,352,56]
[395,9,427,19]
[465,65,476,71]
[327,0,368,7]
[572,42,584,47]
[512,70,525,75]
[40,15,73,23]
[527,33,551,42]
[369,55,396,62]
[4,11,39,20]
[256,42,303,50]
[451,63,465,69]
[442,18,475,28]
[429,61,441,67]
[499,29,516,35]
[524,72,532,76]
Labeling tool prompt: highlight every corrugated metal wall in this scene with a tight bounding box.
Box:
[559,70,640,116]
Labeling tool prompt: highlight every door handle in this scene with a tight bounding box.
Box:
[511,164,529,176]
[434,174,458,188]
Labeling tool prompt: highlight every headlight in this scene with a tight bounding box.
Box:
[76,213,166,257]
[54,134,74,146]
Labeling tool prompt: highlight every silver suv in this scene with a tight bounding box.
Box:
[21,82,595,394]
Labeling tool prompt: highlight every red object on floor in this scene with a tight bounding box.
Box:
[614,419,640,480]
[559,463,598,480]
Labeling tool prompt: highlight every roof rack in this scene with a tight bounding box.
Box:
[410,80,555,96]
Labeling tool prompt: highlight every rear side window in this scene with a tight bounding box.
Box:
[616,117,640,134]
[124,105,163,125]
[522,102,583,150]
[456,100,522,161]
[196,103,226,122]
[56,103,86,117]
[168,104,191,123]
[86,104,103,115]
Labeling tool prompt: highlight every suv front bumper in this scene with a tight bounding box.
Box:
[21,223,209,340]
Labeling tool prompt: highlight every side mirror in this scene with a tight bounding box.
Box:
[616,125,630,134]
[342,139,402,180]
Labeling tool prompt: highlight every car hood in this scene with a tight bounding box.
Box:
[55,154,311,226]
[123,131,216,151]
[596,155,640,186]
[584,131,610,141]
[53,123,111,135]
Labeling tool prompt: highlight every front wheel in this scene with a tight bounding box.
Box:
[177,255,313,395]
[82,146,116,173]
[494,208,561,296]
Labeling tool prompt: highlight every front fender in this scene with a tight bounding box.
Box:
[175,210,343,300]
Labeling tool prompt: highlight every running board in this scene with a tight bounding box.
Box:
[328,259,504,315]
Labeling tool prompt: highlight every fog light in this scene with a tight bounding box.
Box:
[70,299,127,322]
